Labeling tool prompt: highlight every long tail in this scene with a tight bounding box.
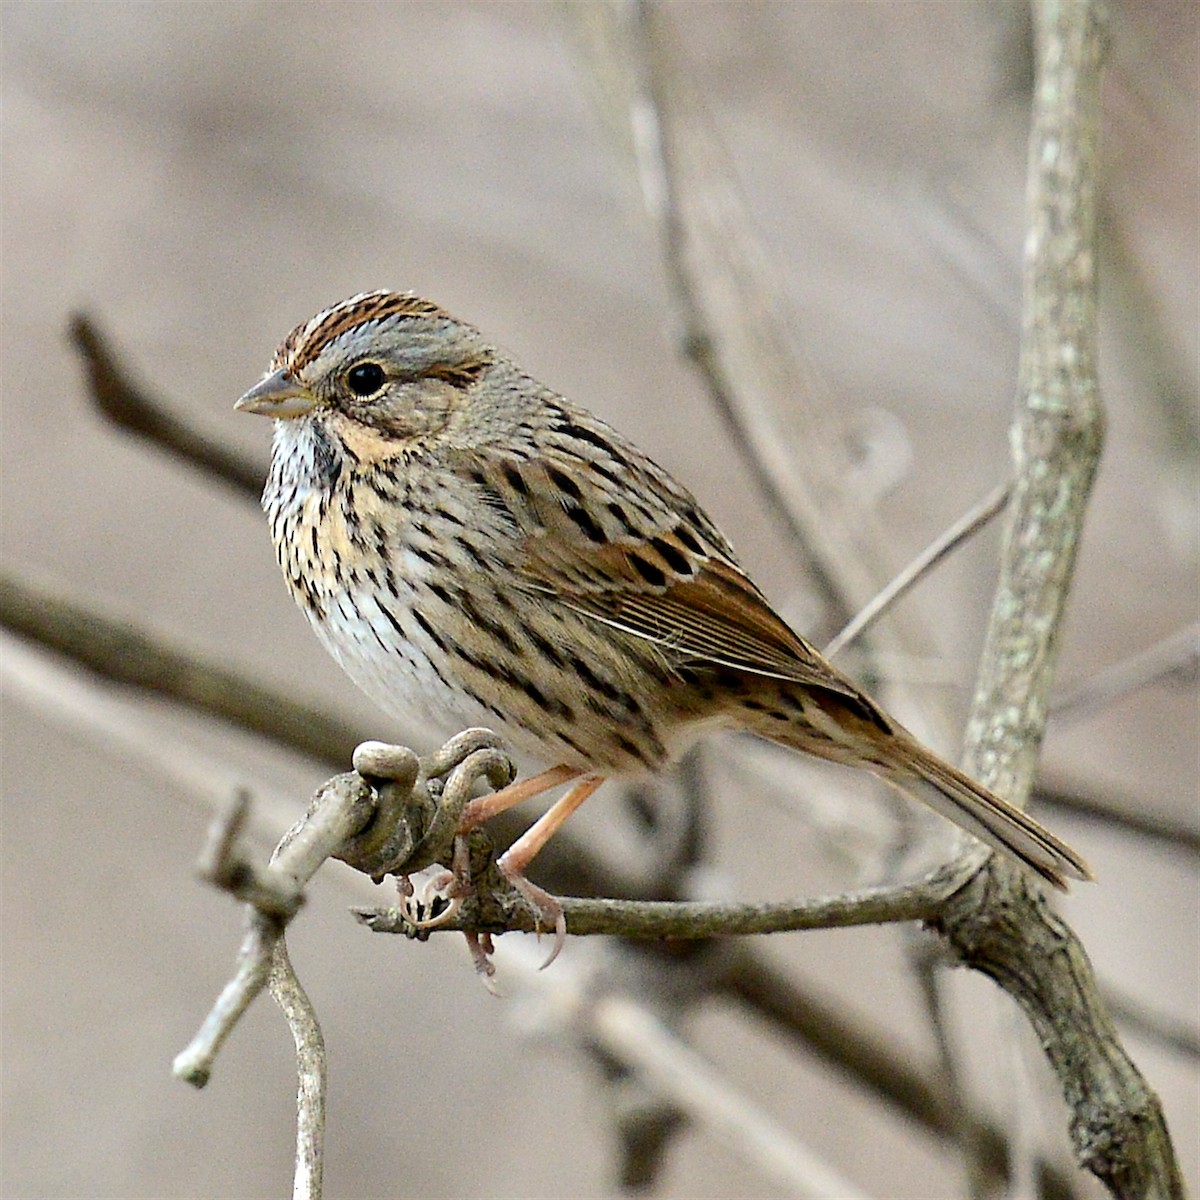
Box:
[742,687,1093,889]
[888,740,1093,890]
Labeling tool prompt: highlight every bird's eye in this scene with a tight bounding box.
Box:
[345,362,386,397]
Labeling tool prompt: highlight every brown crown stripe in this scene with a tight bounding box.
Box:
[275,292,450,372]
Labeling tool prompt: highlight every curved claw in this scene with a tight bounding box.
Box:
[399,871,464,929]
[498,861,567,969]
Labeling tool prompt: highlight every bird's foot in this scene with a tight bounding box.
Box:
[497,850,567,970]
[464,930,500,995]
[399,866,469,929]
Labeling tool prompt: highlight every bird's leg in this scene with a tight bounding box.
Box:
[496,774,605,968]
[406,764,582,933]
[408,765,599,969]
[458,763,582,830]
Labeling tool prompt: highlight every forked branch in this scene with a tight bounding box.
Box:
[934,1,1183,1195]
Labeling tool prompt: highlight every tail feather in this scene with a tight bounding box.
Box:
[740,688,1093,889]
[893,745,1093,891]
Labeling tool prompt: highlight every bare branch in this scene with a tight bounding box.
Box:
[355,876,943,940]
[936,2,1185,1193]
[1051,622,1200,722]
[196,789,304,919]
[172,776,376,1087]
[823,483,1011,660]
[268,938,326,1200]
[0,568,361,767]
[69,312,263,498]
[172,910,282,1090]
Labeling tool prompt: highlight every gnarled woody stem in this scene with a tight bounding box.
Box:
[934,2,1183,1196]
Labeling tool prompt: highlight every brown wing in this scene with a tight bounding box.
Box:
[555,555,857,693]
[457,416,860,699]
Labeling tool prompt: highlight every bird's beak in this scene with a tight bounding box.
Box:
[235,368,316,418]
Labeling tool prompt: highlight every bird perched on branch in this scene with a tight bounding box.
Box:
[237,290,1091,959]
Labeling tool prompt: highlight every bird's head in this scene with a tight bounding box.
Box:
[236,291,494,447]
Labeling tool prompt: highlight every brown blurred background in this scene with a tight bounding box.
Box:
[2,3,1196,1198]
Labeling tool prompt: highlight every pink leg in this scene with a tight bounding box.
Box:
[497,774,605,968]
[405,764,583,933]
[459,763,582,831]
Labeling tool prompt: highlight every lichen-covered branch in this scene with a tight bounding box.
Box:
[933,3,1184,1196]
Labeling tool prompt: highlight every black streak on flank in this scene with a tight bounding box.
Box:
[613,733,650,763]
[650,536,693,576]
[452,534,491,572]
[568,653,637,710]
[557,729,591,760]
[503,463,530,496]
[435,505,465,528]
[547,466,584,503]
[521,675,573,719]
[458,592,523,656]
[410,543,449,570]
[377,600,410,647]
[628,552,667,588]
[411,607,449,655]
[426,580,459,608]
[527,627,567,668]
[565,503,608,544]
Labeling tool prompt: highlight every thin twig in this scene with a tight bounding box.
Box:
[269,937,326,1200]
[172,777,375,1087]
[0,568,361,767]
[355,877,944,940]
[1050,622,1200,721]
[1034,777,1200,856]
[173,910,283,1089]
[824,483,1012,660]
[69,313,264,497]
[196,789,305,919]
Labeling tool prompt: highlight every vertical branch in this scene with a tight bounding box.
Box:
[961,0,1105,802]
[938,3,1185,1195]
[269,938,326,1200]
